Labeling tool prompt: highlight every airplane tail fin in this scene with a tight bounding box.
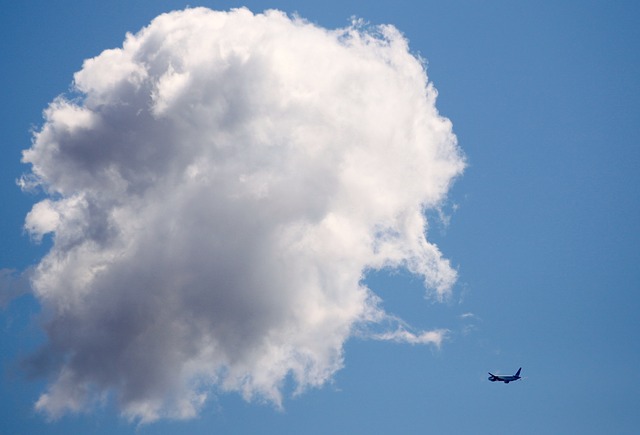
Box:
[515,368,522,377]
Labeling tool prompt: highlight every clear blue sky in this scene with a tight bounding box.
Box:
[1,1,639,434]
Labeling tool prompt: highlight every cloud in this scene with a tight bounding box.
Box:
[375,328,448,346]
[0,269,31,308]
[20,7,465,423]
[459,312,481,335]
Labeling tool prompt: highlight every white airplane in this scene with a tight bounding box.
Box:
[488,367,522,384]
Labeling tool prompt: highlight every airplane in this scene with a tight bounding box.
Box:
[488,367,522,383]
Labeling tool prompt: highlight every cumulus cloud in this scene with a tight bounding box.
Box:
[21,7,464,422]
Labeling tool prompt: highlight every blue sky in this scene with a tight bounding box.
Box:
[1,1,639,434]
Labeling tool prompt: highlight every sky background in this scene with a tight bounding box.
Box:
[1,1,639,434]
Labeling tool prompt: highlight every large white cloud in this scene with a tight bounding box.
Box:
[21,7,465,423]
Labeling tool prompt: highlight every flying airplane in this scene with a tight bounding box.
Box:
[488,367,522,383]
